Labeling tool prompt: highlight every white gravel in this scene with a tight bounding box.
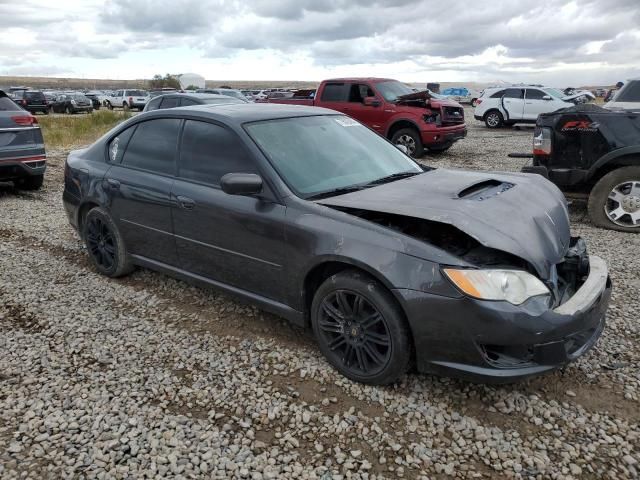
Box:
[0,110,638,479]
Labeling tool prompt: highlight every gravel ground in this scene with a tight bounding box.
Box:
[0,109,638,479]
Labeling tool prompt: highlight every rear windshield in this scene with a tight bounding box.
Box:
[127,90,146,96]
[25,92,45,100]
[74,95,89,100]
[0,97,20,111]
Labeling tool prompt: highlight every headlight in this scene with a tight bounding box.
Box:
[443,268,550,305]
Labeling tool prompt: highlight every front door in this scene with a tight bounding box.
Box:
[104,118,181,266]
[345,83,387,134]
[171,119,286,301]
[524,88,553,121]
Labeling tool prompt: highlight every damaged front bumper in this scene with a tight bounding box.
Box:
[395,255,611,383]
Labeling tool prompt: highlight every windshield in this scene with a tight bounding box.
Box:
[219,90,248,101]
[375,81,415,102]
[543,88,565,99]
[245,115,423,198]
[202,97,243,104]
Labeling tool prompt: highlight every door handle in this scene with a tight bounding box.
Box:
[104,178,120,189]
[176,195,195,210]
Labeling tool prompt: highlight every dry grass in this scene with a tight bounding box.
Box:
[38,110,132,149]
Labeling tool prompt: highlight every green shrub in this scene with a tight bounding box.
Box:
[39,110,132,149]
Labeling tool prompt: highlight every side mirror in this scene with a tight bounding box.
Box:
[220,173,263,196]
[395,144,409,154]
[542,95,552,101]
[363,96,381,107]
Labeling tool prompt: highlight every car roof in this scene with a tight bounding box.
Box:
[144,103,339,124]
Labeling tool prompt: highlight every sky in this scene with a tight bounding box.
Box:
[1,0,639,86]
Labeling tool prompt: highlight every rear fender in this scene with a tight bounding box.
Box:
[587,146,640,180]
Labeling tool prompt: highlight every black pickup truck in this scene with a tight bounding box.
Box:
[522,104,640,232]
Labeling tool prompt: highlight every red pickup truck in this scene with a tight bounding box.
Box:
[265,78,467,157]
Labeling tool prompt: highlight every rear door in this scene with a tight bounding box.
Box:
[317,82,349,112]
[104,118,181,266]
[0,95,45,164]
[171,119,286,301]
[502,88,525,121]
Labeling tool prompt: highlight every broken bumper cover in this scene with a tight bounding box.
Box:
[395,255,611,382]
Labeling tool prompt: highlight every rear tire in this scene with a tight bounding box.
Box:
[484,110,504,128]
[588,166,640,232]
[15,175,44,191]
[311,270,412,385]
[82,207,134,277]
[390,128,424,158]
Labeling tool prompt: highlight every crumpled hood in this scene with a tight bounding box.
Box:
[562,91,595,103]
[318,169,571,279]
[395,90,462,109]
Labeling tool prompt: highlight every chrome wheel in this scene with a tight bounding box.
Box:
[486,112,500,127]
[605,180,640,228]
[394,135,416,156]
[317,290,392,377]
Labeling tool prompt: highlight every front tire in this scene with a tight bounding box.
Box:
[390,128,424,158]
[484,110,504,128]
[311,270,411,385]
[588,166,640,232]
[15,175,44,191]
[82,207,134,277]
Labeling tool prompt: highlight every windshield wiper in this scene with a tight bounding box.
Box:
[365,171,421,186]
[306,185,367,200]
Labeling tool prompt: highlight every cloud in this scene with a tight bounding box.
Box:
[0,0,638,84]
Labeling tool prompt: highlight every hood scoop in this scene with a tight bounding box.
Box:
[457,180,515,201]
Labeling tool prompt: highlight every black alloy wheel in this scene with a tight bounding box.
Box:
[85,216,117,271]
[82,207,134,277]
[312,270,411,385]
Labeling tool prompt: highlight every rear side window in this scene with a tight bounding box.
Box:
[159,97,179,109]
[504,88,523,99]
[121,119,181,175]
[489,90,505,98]
[108,126,136,163]
[0,97,20,111]
[525,89,546,100]
[321,83,348,102]
[145,97,162,111]
[178,120,255,186]
[180,97,199,106]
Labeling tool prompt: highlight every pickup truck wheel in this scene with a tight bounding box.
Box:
[589,167,640,232]
[391,128,424,158]
[82,207,134,277]
[484,110,504,128]
[311,270,411,385]
[15,175,44,191]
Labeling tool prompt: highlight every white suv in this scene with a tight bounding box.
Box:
[474,86,575,128]
[104,89,149,111]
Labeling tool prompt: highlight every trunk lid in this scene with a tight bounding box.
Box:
[317,169,570,279]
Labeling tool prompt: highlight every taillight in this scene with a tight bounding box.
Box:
[128,96,133,104]
[11,115,37,126]
[475,99,482,105]
[533,127,552,155]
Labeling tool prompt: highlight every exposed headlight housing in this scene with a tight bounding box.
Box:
[443,268,550,305]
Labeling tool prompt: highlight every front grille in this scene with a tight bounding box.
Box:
[441,106,465,125]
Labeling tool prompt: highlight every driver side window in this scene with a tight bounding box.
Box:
[348,84,375,103]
